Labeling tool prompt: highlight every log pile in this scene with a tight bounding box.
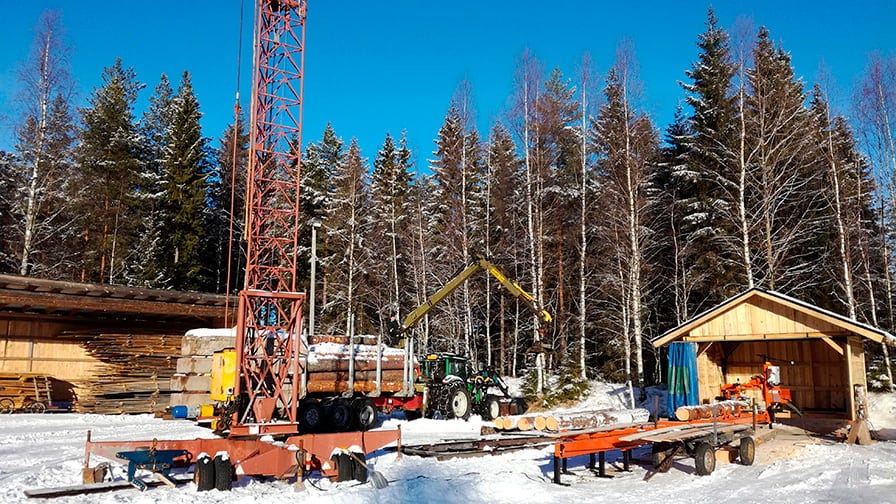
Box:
[673,400,751,421]
[69,332,183,414]
[305,340,409,394]
[493,407,650,432]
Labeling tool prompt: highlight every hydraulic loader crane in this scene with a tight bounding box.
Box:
[400,256,552,337]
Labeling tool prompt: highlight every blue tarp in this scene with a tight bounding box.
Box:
[666,341,699,418]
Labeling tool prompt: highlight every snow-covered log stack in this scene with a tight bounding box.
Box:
[169,328,235,410]
[493,408,650,432]
[674,400,751,421]
[305,338,409,394]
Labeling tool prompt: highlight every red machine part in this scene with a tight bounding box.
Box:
[235,0,308,430]
[719,361,794,410]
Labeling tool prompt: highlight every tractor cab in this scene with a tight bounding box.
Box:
[420,353,470,383]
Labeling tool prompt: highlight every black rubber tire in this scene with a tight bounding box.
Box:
[0,398,14,414]
[694,442,716,476]
[327,399,354,432]
[334,453,354,482]
[213,453,233,491]
[196,454,215,491]
[738,436,756,466]
[447,385,472,420]
[28,401,47,414]
[298,400,324,433]
[351,451,368,483]
[481,395,501,421]
[352,398,377,431]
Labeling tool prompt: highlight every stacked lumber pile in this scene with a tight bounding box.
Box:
[0,373,76,409]
[305,337,409,394]
[493,407,650,432]
[673,400,751,421]
[69,332,182,414]
[170,328,235,409]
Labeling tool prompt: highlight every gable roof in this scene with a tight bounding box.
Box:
[652,288,895,347]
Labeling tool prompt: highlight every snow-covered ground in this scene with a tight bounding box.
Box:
[1,388,895,503]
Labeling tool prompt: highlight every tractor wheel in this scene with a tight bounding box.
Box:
[0,398,14,414]
[298,400,324,433]
[738,436,755,466]
[28,401,47,414]
[327,399,354,432]
[694,442,716,476]
[447,385,471,420]
[481,395,501,421]
[352,398,378,431]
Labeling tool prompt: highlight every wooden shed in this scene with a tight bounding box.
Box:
[652,288,895,420]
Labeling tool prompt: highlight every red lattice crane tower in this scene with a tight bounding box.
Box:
[234,0,308,433]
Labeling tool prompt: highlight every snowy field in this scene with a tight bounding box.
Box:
[1,386,895,504]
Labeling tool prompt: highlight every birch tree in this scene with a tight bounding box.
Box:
[12,11,77,278]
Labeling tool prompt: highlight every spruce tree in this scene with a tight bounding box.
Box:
[76,57,144,284]
[298,124,341,296]
[157,71,210,290]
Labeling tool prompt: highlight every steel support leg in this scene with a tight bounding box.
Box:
[553,456,561,484]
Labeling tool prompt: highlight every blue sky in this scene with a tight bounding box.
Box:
[1,1,894,169]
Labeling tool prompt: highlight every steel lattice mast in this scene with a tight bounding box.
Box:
[234,0,308,433]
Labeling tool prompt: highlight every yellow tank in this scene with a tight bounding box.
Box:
[209,349,237,402]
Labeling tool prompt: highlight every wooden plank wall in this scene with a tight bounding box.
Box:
[690,298,841,338]
[0,319,102,378]
[696,339,848,413]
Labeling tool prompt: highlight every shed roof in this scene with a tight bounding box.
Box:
[652,288,895,347]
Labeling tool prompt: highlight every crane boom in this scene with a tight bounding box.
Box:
[401,257,552,334]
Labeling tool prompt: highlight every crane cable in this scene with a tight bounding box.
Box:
[224,0,246,327]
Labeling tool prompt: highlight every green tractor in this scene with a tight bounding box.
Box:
[418,353,522,421]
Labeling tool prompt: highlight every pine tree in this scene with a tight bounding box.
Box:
[155,71,210,290]
[76,57,144,284]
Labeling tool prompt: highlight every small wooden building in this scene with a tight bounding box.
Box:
[652,288,894,420]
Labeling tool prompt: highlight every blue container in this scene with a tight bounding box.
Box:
[171,405,198,419]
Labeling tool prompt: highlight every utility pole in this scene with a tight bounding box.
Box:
[308,218,322,336]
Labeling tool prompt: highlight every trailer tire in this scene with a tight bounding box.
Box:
[28,401,47,414]
[352,398,377,431]
[738,436,755,466]
[196,454,215,491]
[447,385,471,420]
[213,453,233,491]
[298,400,324,433]
[351,451,368,483]
[481,395,501,421]
[0,398,13,414]
[327,399,354,432]
[694,442,716,476]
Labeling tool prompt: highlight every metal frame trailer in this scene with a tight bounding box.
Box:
[551,410,769,483]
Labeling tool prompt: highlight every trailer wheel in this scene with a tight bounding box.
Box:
[694,442,716,476]
[738,436,755,466]
[298,400,324,433]
[196,454,215,491]
[352,398,377,431]
[0,398,13,414]
[481,395,501,421]
[447,385,471,420]
[28,401,47,414]
[327,399,354,432]
[213,453,233,491]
